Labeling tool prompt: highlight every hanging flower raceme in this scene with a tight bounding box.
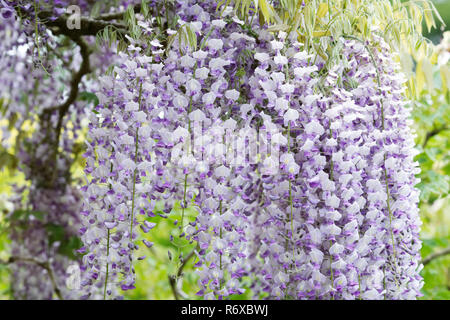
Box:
[79,49,167,299]
[243,32,423,300]
[335,36,423,299]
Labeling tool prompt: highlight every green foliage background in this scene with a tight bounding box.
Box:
[0,0,449,300]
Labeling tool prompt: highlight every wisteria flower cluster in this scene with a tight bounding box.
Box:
[0,0,134,299]
[0,0,424,300]
[78,1,423,300]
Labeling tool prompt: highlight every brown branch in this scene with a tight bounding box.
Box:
[13,5,128,39]
[32,34,92,185]
[40,36,91,116]
[95,4,143,21]
[422,246,450,266]
[422,126,449,148]
[1,256,63,299]
[168,247,197,300]
[168,274,180,300]
[36,9,128,38]
[55,36,91,146]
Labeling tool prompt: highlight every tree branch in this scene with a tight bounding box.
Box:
[36,9,127,39]
[168,247,197,300]
[43,36,91,116]
[0,256,63,299]
[422,246,450,266]
[95,4,143,21]
[422,126,449,148]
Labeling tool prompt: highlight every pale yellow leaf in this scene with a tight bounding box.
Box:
[313,30,330,38]
[440,65,450,96]
[423,2,435,33]
[317,3,328,19]
[415,59,425,94]
[259,0,271,23]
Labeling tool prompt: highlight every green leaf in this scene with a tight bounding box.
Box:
[78,91,100,107]
[45,223,65,246]
[9,209,45,222]
[0,150,17,171]
[58,236,83,260]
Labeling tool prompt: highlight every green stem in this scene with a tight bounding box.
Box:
[33,0,49,75]
[129,80,143,240]
[330,240,335,300]
[180,26,215,229]
[103,144,115,299]
[103,228,110,299]
[181,173,188,229]
[287,122,294,255]
[358,274,362,300]
[383,265,386,300]
[328,124,335,299]
[164,0,169,27]
[219,200,223,291]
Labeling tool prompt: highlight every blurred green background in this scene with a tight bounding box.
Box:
[0,0,449,300]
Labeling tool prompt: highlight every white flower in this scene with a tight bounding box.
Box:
[193,50,208,60]
[280,153,295,166]
[189,109,206,122]
[283,108,299,125]
[270,39,284,50]
[254,52,270,62]
[125,101,139,112]
[135,68,147,78]
[207,38,223,51]
[347,202,360,215]
[121,158,136,171]
[280,83,295,94]
[310,248,324,264]
[293,50,312,61]
[305,120,325,136]
[143,82,156,92]
[195,67,209,80]
[329,243,344,255]
[232,16,244,25]
[133,111,147,123]
[150,39,163,47]
[385,157,396,170]
[274,54,288,65]
[180,55,196,68]
[271,72,285,83]
[202,92,216,105]
[186,79,201,94]
[209,58,230,70]
[124,60,137,72]
[225,89,240,101]
[189,21,203,33]
[366,179,383,192]
[300,139,314,152]
[287,162,300,175]
[173,127,189,141]
[215,165,230,177]
[173,95,189,109]
[275,98,289,111]
[325,195,340,208]
[122,89,134,100]
[211,19,227,29]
